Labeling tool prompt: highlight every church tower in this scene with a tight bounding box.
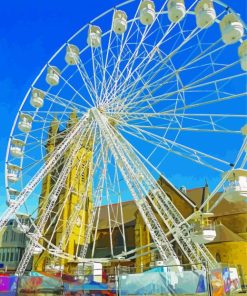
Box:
[33,112,93,273]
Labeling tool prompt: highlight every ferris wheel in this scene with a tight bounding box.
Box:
[2,0,247,275]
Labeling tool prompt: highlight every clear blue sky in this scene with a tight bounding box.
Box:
[0,0,246,210]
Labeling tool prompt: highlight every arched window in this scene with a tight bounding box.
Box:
[216,253,221,262]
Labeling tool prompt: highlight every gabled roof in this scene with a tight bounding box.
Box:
[186,187,207,209]
[209,192,247,217]
[207,224,245,244]
[186,186,247,217]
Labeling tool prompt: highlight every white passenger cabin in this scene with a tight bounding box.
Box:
[167,0,186,23]
[140,0,155,26]
[46,66,60,86]
[87,26,102,48]
[241,124,247,136]
[65,44,80,65]
[221,169,247,203]
[113,10,127,34]
[30,88,45,108]
[7,164,21,183]
[190,228,216,244]
[220,13,244,45]
[10,138,25,158]
[238,41,247,71]
[195,0,216,28]
[6,188,20,207]
[18,113,32,133]
[32,246,43,255]
[190,212,216,244]
[13,213,30,233]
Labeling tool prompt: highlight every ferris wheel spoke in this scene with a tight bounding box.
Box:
[118,112,246,134]
[119,123,229,172]
[95,48,108,96]
[112,4,214,109]
[119,36,226,113]
[127,77,245,116]
[45,91,86,112]
[103,27,148,105]
[89,47,102,104]
[77,58,100,103]
[104,7,176,104]
[112,15,179,97]
[117,25,200,108]
[123,124,241,134]
[101,1,147,102]
[111,28,158,101]
[49,66,94,108]
[183,65,245,91]
[164,92,246,114]
[97,19,117,106]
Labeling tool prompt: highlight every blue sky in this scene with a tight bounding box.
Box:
[0,0,246,212]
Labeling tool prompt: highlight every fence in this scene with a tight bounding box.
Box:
[0,263,245,295]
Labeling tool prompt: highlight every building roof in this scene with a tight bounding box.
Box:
[186,187,206,209]
[97,200,137,230]
[186,186,247,217]
[209,192,247,217]
[97,179,196,230]
[207,224,245,244]
[97,183,247,230]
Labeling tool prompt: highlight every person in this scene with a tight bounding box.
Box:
[102,269,108,283]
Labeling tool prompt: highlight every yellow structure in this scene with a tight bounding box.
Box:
[135,213,150,272]
[34,112,93,273]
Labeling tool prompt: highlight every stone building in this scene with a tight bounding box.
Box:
[0,214,32,271]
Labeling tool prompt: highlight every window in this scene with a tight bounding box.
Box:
[6,252,9,262]
[11,231,15,241]
[10,252,14,262]
[3,232,7,242]
[15,249,19,261]
[116,233,124,247]
[2,253,5,262]
[216,253,221,263]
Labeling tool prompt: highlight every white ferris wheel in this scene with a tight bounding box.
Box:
[2,0,247,275]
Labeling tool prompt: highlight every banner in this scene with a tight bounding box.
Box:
[229,267,241,292]
[210,269,224,296]
[119,270,207,295]
[0,275,18,295]
[18,275,63,293]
